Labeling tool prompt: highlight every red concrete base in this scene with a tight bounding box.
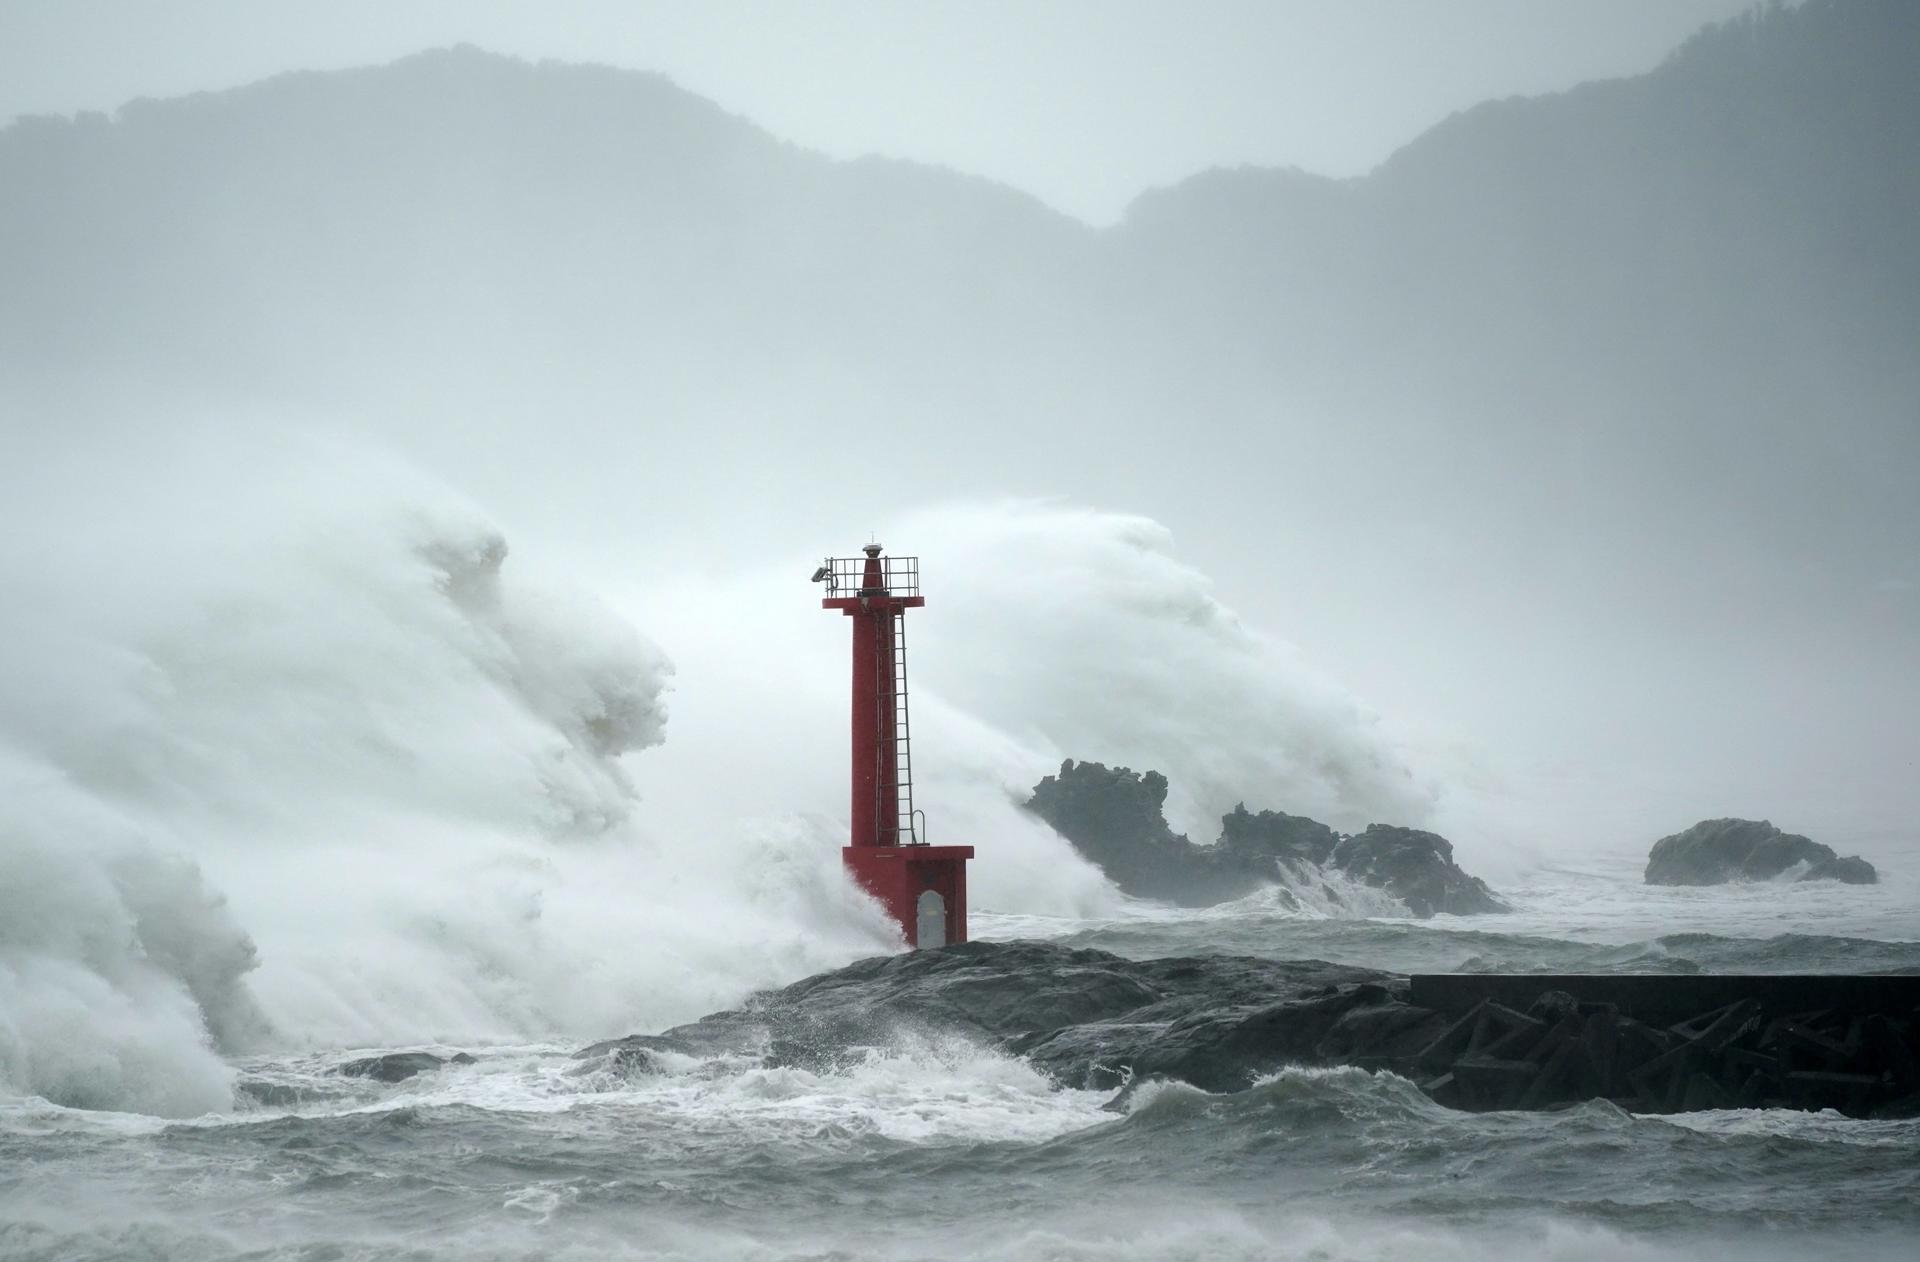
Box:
[843,845,973,948]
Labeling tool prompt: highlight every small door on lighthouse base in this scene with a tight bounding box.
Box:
[915,889,948,949]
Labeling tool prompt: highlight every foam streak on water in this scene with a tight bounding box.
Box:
[2,1027,1915,1261]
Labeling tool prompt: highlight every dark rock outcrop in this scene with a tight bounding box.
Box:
[1017,762,1238,905]
[1330,825,1508,917]
[576,940,1419,1092]
[1645,818,1878,885]
[1217,802,1340,868]
[1024,759,1507,915]
[1804,855,1879,884]
[576,940,1920,1118]
[336,1050,472,1082]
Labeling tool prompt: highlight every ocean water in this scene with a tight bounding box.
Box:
[4,862,1917,1262]
[2,459,1916,1259]
[981,855,1920,974]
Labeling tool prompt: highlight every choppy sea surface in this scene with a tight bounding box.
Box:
[5,857,1918,1262]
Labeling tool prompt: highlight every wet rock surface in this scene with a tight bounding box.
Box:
[1804,855,1879,884]
[1645,818,1878,885]
[1016,762,1238,905]
[577,941,1920,1118]
[1024,759,1507,915]
[1327,825,1507,917]
[580,941,1407,1091]
[335,1051,473,1082]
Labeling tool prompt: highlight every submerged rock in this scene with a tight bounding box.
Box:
[336,1051,467,1082]
[1025,759,1507,915]
[1645,818,1877,885]
[572,1032,696,1076]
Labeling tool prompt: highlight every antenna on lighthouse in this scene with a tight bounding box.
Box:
[816,543,973,948]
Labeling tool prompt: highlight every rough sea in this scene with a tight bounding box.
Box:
[6,857,1916,1262]
[3,478,1915,1260]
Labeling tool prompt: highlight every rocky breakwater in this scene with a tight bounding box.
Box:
[576,941,1920,1119]
[579,941,1422,1092]
[1646,818,1878,885]
[1023,758,1507,915]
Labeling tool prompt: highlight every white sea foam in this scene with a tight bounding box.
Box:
[10,425,1908,1120]
[0,765,258,1116]
[903,501,1438,842]
[0,432,894,1113]
[1493,855,1920,944]
[175,1035,1115,1157]
[1,420,1451,1117]
[621,500,1441,924]
[595,1034,1112,1149]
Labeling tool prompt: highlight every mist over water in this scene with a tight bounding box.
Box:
[3,418,1485,1117]
[5,421,1912,1130]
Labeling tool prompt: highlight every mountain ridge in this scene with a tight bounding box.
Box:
[2,0,1914,846]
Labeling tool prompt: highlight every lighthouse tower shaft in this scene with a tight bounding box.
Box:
[844,549,916,847]
[818,545,972,948]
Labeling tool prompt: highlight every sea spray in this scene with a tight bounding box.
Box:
[624,500,1452,923]
[0,771,254,1116]
[902,501,1437,840]
[0,435,1729,1119]
[0,432,898,1112]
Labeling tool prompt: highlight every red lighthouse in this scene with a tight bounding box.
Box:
[815,544,972,948]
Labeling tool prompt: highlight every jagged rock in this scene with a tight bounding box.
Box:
[1022,760,1245,905]
[1328,825,1510,916]
[1217,803,1340,868]
[336,1051,449,1083]
[1645,818,1877,885]
[1803,855,1878,884]
[1025,759,1507,915]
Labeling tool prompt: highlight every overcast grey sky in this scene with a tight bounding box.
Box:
[2,0,1765,223]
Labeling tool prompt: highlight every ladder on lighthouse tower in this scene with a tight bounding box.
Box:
[819,548,928,848]
[889,607,920,844]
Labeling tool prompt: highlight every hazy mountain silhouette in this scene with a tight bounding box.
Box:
[2,0,1914,835]
[5,4,1911,544]
[1112,0,1919,575]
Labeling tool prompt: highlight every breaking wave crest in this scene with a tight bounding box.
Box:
[0,433,888,1114]
[0,787,260,1116]
[0,438,1477,1118]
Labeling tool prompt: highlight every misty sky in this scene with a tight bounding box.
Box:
[2,0,1765,223]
